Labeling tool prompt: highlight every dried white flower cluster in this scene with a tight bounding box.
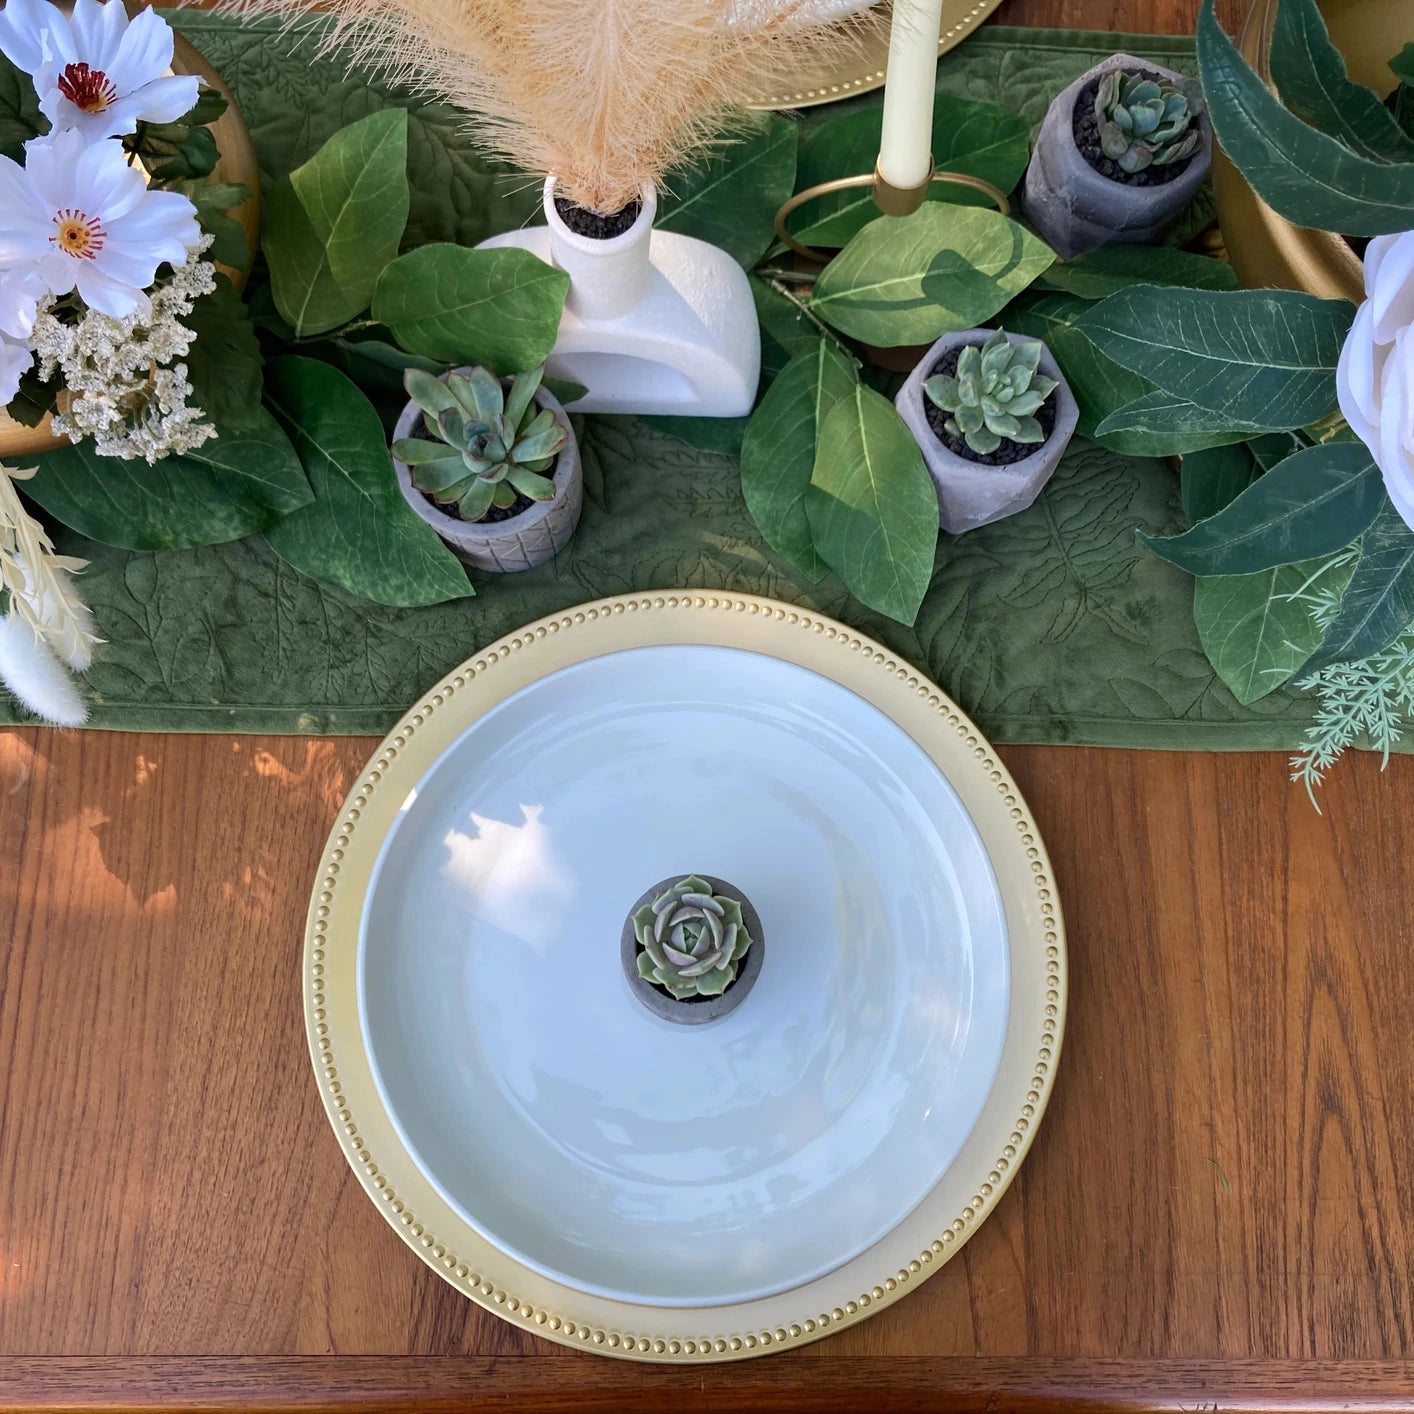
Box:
[33,238,218,463]
[0,462,99,725]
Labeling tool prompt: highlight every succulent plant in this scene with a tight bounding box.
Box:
[922,330,1059,458]
[393,365,568,521]
[1093,69,1204,174]
[632,875,754,1000]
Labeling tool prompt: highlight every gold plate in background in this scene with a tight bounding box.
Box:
[746,0,1008,110]
[304,592,1067,1362]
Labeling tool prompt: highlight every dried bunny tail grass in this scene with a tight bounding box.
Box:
[216,0,884,213]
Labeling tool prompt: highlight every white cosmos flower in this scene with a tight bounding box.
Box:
[0,330,33,404]
[1337,231,1414,531]
[0,127,198,320]
[0,0,199,143]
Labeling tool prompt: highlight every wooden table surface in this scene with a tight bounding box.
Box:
[7,1,1414,1409]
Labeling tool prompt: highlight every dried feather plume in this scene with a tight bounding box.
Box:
[221,0,883,212]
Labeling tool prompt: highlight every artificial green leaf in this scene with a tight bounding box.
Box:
[1268,0,1414,162]
[22,411,311,550]
[805,383,937,623]
[811,204,1054,347]
[0,53,42,161]
[1195,551,1357,703]
[321,336,446,397]
[741,341,857,581]
[791,95,1030,249]
[181,275,264,429]
[1095,390,1268,454]
[146,123,219,181]
[7,367,59,428]
[752,275,819,383]
[643,416,747,456]
[372,244,569,373]
[1075,284,1353,430]
[542,377,589,406]
[1393,43,1414,86]
[1248,429,1307,471]
[1038,244,1239,300]
[1145,441,1384,575]
[1181,442,1259,523]
[657,112,796,267]
[1304,501,1414,669]
[263,109,410,336]
[180,86,228,129]
[1197,0,1414,235]
[263,357,471,606]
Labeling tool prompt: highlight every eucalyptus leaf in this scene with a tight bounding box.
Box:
[1304,501,1414,669]
[22,412,311,550]
[811,205,1054,347]
[263,356,472,607]
[1247,430,1307,471]
[1096,390,1268,454]
[792,96,1029,249]
[1268,0,1414,162]
[741,341,857,581]
[657,112,796,267]
[372,244,569,373]
[805,384,937,623]
[1197,0,1414,236]
[1038,244,1239,300]
[263,108,410,336]
[1181,442,1259,523]
[1075,284,1353,430]
[1145,441,1384,575]
[1195,551,1356,704]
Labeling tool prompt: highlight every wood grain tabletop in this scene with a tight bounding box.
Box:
[5,1,1413,1409]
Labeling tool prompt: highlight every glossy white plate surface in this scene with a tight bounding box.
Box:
[360,644,1009,1307]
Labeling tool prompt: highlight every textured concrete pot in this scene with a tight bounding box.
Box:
[392,375,582,574]
[620,875,765,1026]
[895,329,1079,536]
[1020,52,1213,259]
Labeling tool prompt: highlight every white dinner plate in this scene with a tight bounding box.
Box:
[305,592,1064,1360]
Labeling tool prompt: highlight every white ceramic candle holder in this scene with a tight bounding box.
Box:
[476,177,761,417]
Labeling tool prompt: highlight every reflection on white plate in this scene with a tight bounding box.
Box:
[360,645,1008,1307]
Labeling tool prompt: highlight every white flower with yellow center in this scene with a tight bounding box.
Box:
[0,127,198,320]
[0,0,199,142]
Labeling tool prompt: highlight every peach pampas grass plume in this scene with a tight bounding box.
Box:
[220,0,882,212]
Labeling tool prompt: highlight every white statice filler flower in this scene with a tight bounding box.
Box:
[0,463,100,726]
[1337,230,1414,531]
[0,0,199,142]
[0,127,199,321]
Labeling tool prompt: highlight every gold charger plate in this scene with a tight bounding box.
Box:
[304,592,1066,1362]
[746,0,1009,110]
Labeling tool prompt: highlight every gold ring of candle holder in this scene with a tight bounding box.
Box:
[773,170,1012,263]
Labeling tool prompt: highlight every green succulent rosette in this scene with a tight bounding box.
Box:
[632,875,753,1000]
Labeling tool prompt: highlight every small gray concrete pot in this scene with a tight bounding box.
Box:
[895,329,1079,536]
[620,875,765,1026]
[392,373,583,574]
[1020,53,1212,259]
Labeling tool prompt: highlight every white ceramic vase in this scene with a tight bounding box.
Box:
[895,329,1079,536]
[477,177,761,417]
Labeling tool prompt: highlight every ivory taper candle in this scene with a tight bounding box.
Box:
[876,0,944,192]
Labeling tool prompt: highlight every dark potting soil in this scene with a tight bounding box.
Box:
[924,346,1058,467]
[410,413,551,524]
[554,194,642,239]
[1071,71,1196,187]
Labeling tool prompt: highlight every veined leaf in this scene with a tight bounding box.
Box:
[740,341,857,581]
[1076,284,1353,430]
[793,96,1029,250]
[752,275,819,383]
[1195,551,1357,703]
[1268,0,1414,162]
[373,244,569,373]
[1305,500,1414,669]
[1096,390,1267,454]
[811,204,1054,347]
[1181,442,1260,523]
[1145,441,1384,574]
[263,356,472,607]
[805,384,937,624]
[1039,244,1239,300]
[263,108,409,336]
[1197,0,1414,235]
[657,112,796,267]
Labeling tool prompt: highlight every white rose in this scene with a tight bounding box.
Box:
[1337,230,1414,531]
